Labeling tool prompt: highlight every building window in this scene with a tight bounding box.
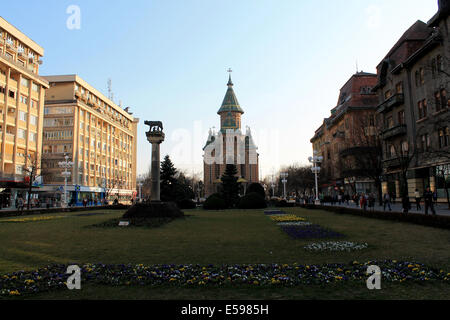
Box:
[420,68,425,85]
[418,99,427,119]
[437,55,443,72]
[19,111,27,121]
[21,78,29,87]
[396,82,403,94]
[440,89,447,110]
[9,90,15,98]
[20,95,28,104]
[32,83,39,92]
[435,91,442,112]
[384,90,392,100]
[398,110,405,125]
[18,128,26,139]
[386,116,394,129]
[29,132,36,142]
[30,115,37,126]
[420,134,430,152]
[439,127,450,149]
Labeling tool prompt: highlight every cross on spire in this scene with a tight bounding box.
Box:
[227,68,233,86]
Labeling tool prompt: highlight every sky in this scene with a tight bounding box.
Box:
[1,0,440,180]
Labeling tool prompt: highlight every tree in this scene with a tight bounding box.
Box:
[417,111,450,208]
[22,153,42,210]
[338,115,384,204]
[246,183,266,199]
[160,155,178,202]
[159,155,195,202]
[220,164,240,208]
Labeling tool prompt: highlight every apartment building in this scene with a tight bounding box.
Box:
[41,75,139,205]
[373,0,449,201]
[310,72,379,197]
[0,17,49,208]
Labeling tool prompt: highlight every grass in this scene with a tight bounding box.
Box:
[0,207,449,299]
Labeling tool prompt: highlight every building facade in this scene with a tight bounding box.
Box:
[0,17,49,208]
[40,75,139,205]
[311,72,379,197]
[373,0,449,201]
[203,75,259,197]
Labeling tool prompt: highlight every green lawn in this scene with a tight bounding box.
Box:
[0,208,450,299]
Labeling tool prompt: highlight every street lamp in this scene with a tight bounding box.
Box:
[138,181,143,202]
[58,154,73,207]
[271,175,276,198]
[309,151,323,205]
[280,172,288,199]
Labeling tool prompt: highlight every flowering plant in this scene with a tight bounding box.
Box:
[280,224,344,239]
[277,222,312,226]
[1,261,448,297]
[0,216,66,223]
[304,241,369,252]
[270,215,306,222]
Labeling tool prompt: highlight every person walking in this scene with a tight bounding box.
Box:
[414,189,421,211]
[402,195,411,214]
[383,192,392,211]
[423,187,436,215]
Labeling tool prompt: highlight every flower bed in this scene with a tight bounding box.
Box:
[280,224,344,239]
[304,241,369,252]
[1,261,449,296]
[0,216,67,223]
[277,222,312,227]
[270,215,306,222]
[264,210,286,216]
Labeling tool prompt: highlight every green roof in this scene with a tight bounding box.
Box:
[217,76,244,114]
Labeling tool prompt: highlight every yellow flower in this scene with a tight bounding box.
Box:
[9,290,20,296]
[253,281,259,285]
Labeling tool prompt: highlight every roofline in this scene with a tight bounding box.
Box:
[0,17,44,56]
[42,74,134,121]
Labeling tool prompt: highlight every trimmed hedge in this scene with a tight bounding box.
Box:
[246,183,266,199]
[301,204,450,230]
[238,192,267,209]
[203,194,227,210]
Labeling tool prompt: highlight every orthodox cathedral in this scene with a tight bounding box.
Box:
[203,74,259,197]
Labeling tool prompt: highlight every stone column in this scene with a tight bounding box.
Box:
[151,141,162,201]
[145,122,165,202]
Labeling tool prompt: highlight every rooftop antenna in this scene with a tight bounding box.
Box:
[355,60,359,73]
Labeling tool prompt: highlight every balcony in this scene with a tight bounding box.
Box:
[339,146,378,158]
[382,156,410,169]
[5,133,15,143]
[381,124,407,140]
[377,94,404,113]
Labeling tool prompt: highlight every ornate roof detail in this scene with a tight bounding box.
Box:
[217,75,244,115]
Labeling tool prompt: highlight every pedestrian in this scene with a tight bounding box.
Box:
[17,197,24,214]
[383,192,392,211]
[402,195,411,214]
[423,187,436,215]
[414,189,421,211]
[433,190,438,206]
[368,193,375,211]
[360,193,367,211]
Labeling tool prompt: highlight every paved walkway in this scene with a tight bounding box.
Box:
[319,201,450,216]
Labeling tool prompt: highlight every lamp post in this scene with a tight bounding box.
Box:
[280,172,288,199]
[271,176,275,198]
[58,154,73,207]
[138,181,143,202]
[309,151,323,205]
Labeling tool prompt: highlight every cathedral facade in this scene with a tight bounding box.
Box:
[203,75,260,197]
